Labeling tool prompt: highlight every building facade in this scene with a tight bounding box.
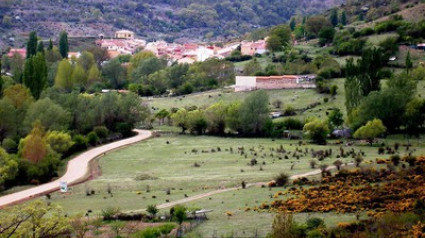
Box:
[235,75,316,92]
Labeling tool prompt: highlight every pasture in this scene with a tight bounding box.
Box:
[32,134,425,236]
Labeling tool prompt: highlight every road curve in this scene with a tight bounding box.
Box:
[130,163,354,212]
[0,129,152,208]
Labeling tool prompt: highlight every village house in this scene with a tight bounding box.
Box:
[241,40,267,56]
[235,75,316,92]
[7,48,26,58]
[114,30,135,40]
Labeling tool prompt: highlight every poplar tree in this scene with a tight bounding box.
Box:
[330,9,338,27]
[37,41,44,54]
[289,17,296,31]
[55,59,73,91]
[341,11,347,26]
[48,38,53,51]
[23,52,47,99]
[59,31,69,59]
[26,31,38,59]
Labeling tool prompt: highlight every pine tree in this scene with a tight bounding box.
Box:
[341,11,347,26]
[289,17,296,31]
[26,31,38,59]
[330,8,338,27]
[59,31,69,59]
[37,41,44,54]
[48,38,53,51]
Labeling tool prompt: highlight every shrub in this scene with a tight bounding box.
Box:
[274,173,289,187]
[306,229,325,238]
[72,134,88,152]
[115,122,133,138]
[87,132,99,146]
[101,207,121,221]
[2,138,17,153]
[93,126,109,139]
[306,217,325,229]
[390,155,401,166]
[147,204,159,218]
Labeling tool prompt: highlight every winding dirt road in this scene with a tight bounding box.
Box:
[130,164,353,212]
[0,129,152,208]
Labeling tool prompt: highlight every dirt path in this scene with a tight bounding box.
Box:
[0,130,152,208]
[130,164,353,213]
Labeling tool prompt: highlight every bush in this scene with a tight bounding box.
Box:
[307,229,325,238]
[274,173,289,187]
[87,132,99,146]
[306,217,325,229]
[115,122,133,138]
[2,138,17,153]
[71,134,88,152]
[135,223,176,238]
[93,126,109,139]
[101,207,121,221]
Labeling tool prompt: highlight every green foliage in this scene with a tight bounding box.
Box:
[24,98,71,133]
[134,223,175,238]
[333,31,366,56]
[0,98,17,140]
[102,59,126,89]
[59,31,69,59]
[330,8,338,27]
[341,11,347,25]
[239,90,270,135]
[93,126,109,139]
[23,52,47,99]
[353,119,387,144]
[306,217,325,230]
[45,131,74,155]
[267,24,292,52]
[303,118,330,144]
[274,173,289,187]
[318,27,336,46]
[55,59,73,91]
[306,16,332,37]
[87,132,99,146]
[0,147,18,188]
[173,205,187,224]
[243,59,263,76]
[328,108,344,129]
[172,108,190,133]
[146,204,159,217]
[26,31,38,59]
[72,134,88,152]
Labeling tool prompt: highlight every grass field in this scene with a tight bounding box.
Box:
[27,134,425,236]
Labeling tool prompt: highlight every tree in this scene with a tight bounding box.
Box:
[188,110,208,135]
[55,59,73,91]
[0,99,17,140]
[48,38,53,51]
[406,51,413,75]
[102,59,126,89]
[59,31,69,59]
[87,46,110,67]
[173,205,187,225]
[172,108,189,133]
[37,41,45,54]
[289,17,296,31]
[18,121,48,163]
[266,35,284,52]
[403,98,425,135]
[77,51,95,72]
[306,16,332,37]
[272,212,296,238]
[0,201,71,237]
[341,11,347,25]
[239,90,270,135]
[155,109,170,125]
[243,58,262,75]
[24,98,71,132]
[318,27,336,46]
[26,31,38,59]
[87,65,100,86]
[30,52,47,99]
[344,48,387,112]
[71,64,87,86]
[147,205,159,218]
[303,118,330,144]
[353,119,386,145]
[45,131,74,155]
[205,102,227,135]
[274,173,289,187]
[0,147,18,189]
[328,108,344,129]
[330,8,338,27]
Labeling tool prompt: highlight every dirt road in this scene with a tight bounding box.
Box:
[0,129,152,208]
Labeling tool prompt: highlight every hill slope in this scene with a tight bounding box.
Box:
[0,0,342,48]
